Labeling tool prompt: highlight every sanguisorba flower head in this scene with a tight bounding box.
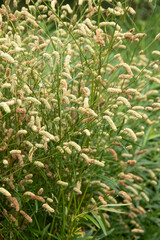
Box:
[0,188,11,197]
[0,102,11,113]
[34,161,44,168]
[42,203,55,213]
[57,180,68,187]
[0,0,159,238]
[103,116,117,131]
[20,210,32,223]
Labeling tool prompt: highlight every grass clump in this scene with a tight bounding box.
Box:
[0,0,160,239]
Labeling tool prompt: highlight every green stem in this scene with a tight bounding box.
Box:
[97,0,102,29]
[48,191,62,240]
[56,64,62,140]
[62,189,66,236]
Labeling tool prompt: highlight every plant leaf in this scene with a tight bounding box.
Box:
[91,212,107,236]
[85,214,100,229]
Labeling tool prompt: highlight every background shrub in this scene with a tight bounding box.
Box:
[0,0,160,239]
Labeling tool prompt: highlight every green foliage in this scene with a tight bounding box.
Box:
[0,0,160,239]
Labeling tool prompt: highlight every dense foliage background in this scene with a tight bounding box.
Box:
[0,0,160,239]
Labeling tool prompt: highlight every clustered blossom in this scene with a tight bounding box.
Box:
[42,203,55,213]
[0,0,159,238]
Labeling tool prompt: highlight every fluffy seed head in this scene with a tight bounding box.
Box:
[120,128,137,142]
[25,97,41,105]
[103,116,117,131]
[47,198,53,203]
[83,129,91,136]
[20,210,32,223]
[127,110,142,119]
[0,51,15,63]
[107,88,122,93]
[117,96,131,108]
[141,192,149,202]
[0,102,11,113]
[10,150,21,154]
[34,161,44,168]
[0,188,11,197]
[73,187,82,195]
[131,228,144,233]
[119,191,132,201]
[68,141,81,152]
[23,191,35,197]
[57,180,68,187]
[155,33,160,41]
[37,188,44,195]
[42,203,55,213]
